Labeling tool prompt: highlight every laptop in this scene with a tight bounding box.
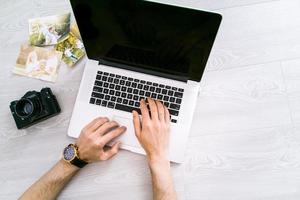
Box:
[68,0,222,163]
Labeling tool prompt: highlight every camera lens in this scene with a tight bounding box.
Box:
[15,99,37,118]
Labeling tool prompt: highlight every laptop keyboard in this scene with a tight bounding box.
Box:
[89,71,184,123]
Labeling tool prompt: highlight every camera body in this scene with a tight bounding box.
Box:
[10,88,61,129]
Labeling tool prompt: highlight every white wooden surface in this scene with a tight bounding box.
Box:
[1,0,300,199]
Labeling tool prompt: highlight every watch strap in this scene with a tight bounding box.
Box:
[70,156,88,168]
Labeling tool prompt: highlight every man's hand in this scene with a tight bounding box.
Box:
[132,98,176,200]
[76,117,126,163]
[132,98,171,162]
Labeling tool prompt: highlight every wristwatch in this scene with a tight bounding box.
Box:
[63,144,88,168]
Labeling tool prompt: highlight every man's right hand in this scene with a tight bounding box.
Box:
[132,98,171,163]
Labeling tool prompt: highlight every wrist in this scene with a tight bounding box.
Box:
[60,159,80,172]
[147,155,170,169]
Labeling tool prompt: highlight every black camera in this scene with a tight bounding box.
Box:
[10,88,61,129]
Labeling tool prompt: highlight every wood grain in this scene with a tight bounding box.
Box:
[1,0,300,199]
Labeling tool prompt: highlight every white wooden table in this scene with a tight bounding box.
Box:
[1,0,300,199]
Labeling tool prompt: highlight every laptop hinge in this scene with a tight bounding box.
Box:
[98,59,188,83]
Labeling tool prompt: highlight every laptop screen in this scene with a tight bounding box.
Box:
[70,0,222,82]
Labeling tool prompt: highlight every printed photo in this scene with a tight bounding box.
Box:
[29,13,71,46]
[70,22,82,40]
[13,44,62,82]
[55,32,85,67]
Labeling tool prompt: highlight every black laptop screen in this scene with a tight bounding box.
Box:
[70,0,222,82]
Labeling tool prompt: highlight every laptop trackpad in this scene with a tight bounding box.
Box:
[111,115,141,148]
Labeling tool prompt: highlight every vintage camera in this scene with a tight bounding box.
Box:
[10,88,61,129]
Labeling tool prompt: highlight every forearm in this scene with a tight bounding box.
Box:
[148,158,177,200]
[19,159,79,200]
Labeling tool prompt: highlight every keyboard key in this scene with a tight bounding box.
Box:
[138,84,143,89]
[103,72,109,76]
[98,71,103,75]
[115,85,121,90]
[151,93,157,98]
[93,86,102,93]
[96,99,101,105]
[128,77,133,81]
[162,89,167,94]
[102,76,107,81]
[166,85,171,89]
[123,99,129,105]
[116,91,121,96]
[105,95,110,100]
[172,87,177,91]
[108,77,113,82]
[170,103,180,110]
[174,92,183,98]
[150,86,155,92]
[132,82,137,88]
[121,86,126,92]
[121,92,127,98]
[143,85,149,90]
[127,88,133,93]
[133,95,139,101]
[157,94,163,100]
[139,90,145,96]
[178,88,184,92]
[109,73,115,77]
[109,90,115,95]
[171,119,177,123]
[169,109,179,116]
[135,102,140,107]
[115,103,141,114]
[121,76,127,80]
[103,89,109,94]
[95,81,103,87]
[117,98,122,103]
[126,81,131,87]
[92,92,104,99]
[153,83,158,86]
[120,80,125,85]
[108,102,115,108]
[140,80,146,84]
[129,100,134,106]
[90,98,96,104]
[114,79,119,84]
[102,100,108,107]
[134,79,140,83]
[163,96,169,101]
[159,84,165,88]
[176,98,182,104]
[168,90,174,96]
[109,84,115,89]
[156,88,161,93]
[133,89,139,94]
[103,82,109,88]
[146,81,152,85]
[127,94,133,99]
[116,75,121,78]
[96,75,102,80]
[170,97,175,102]
[111,96,116,102]
[164,102,169,107]
[145,92,151,97]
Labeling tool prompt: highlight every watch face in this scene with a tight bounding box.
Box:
[63,145,76,161]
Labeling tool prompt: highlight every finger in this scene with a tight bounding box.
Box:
[132,110,141,138]
[164,106,171,123]
[88,117,109,132]
[100,141,121,160]
[100,126,126,145]
[148,98,158,120]
[156,100,165,121]
[140,99,150,120]
[82,117,104,132]
[94,121,119,136]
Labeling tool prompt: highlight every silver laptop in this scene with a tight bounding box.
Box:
[68,0,222,163]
